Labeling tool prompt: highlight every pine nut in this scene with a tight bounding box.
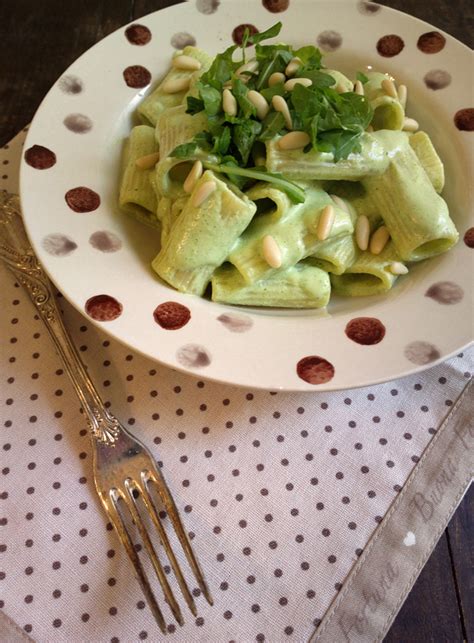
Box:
[366,124,374,133]
[272,95,292,130]
[262,235,282,268]
[389,261,409,275]
[354,80,365,96]
[192,180,216,207]
[398,84,407,109]
[355,215,370,251]
[285,57,302,78]
[381,78,398,99]
[235,59,259,81]
[316,204,335,241]
[329,194,349,214]
[284,77,312,92]
[222,88,238,117]
[183,160,203,193]
[172,55,202,71]
[335,82,346,94]
[135,152,160,170]
[162,76,191,94]
[268,72,286,87]
[247,90,270,120]
[369,225,390,255]
[403,117,419,132]
[278,131,311,150]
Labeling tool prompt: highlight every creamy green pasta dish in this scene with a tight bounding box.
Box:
[119,22,458,309]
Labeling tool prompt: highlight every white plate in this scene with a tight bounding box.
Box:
[20,0,473,391]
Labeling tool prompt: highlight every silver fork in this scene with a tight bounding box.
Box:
[0,191,213,633]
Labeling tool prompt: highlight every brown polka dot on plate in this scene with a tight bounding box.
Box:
[376,34,404,57]
[65,187,100,213]
[345,317,385,345]
[57,75,83,94]
[24,145,56,170]
[196,0,220,14]
[41,234,77,257]
[123,65,152,88]
[232,24,258,46]
[85,295,123,322]
[463,227,474,248]
[171,32,196,49]
[296,356,335,385]
[317,30,342,52]
[417,31,446,53]
[217,312,253,333]
[63,114,93,134]
[177,344,211,368]
[358,0,381,14]
[125,24,152,45]
[154,302,191,330]
[262,0,289,12]
[89,230,122,252]
[424,69,451,90]
[404,341,440,365]
[425,281,464,304]
[454,108,474,131]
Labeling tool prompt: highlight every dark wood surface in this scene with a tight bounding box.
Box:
[0,1,472,640]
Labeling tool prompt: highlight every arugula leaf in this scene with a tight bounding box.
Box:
[232,79,257,119]
[293,45,322,70]
[255,48,293,90]
[203,161,306,203]
[170,142,198,158]
[247,22,282,46]
[186,96,205,115]
[259,82,286,102]
[212,126,231,155]
[258,111,286,141]
[356,71,369,84]
[197,82,222,116]
[299,70,336,88]
[318,130,362,162]
[233,120,262,165]
[199,44,238,89]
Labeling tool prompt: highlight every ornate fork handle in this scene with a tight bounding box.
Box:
[0,192,120,446]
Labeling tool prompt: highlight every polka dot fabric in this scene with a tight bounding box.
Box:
[2,129,473,642]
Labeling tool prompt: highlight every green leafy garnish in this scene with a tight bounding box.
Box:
[203,162,306,203]
[356,71,369,84]
[170,21,374,194]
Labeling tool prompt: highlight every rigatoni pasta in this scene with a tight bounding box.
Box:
[118,22,459,309]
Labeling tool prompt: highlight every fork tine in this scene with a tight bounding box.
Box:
[124,480,184,626]
[139,477,198,617]
[105,490,167,634]
[149,470,214,606]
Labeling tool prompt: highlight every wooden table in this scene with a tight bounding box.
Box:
[0,1,472,640]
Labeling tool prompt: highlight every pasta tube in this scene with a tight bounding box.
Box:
[212,262,331,308]
[265,132,389,181]
[364,72,405,131]
[362,131,458,261]
[119,125,159,228]
[137,47,212,126]
[229,183,353,284]
[330,242,401,296]
[152,171,257,295]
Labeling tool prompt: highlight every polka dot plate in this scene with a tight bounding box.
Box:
[19,0,473,391]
